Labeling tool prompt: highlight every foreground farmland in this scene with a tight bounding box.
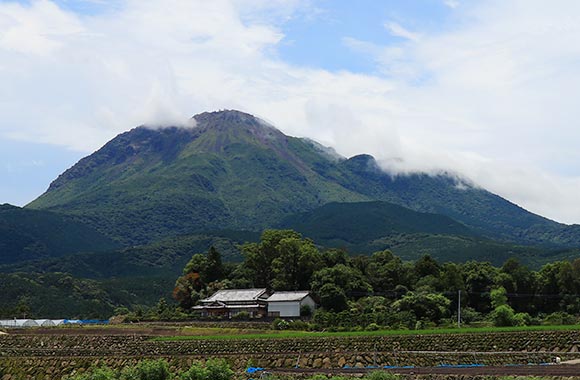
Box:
[2,325,580,379]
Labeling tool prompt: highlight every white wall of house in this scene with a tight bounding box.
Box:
[268,296,316,317]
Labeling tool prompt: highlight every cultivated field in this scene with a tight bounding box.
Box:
[2,323,580,379]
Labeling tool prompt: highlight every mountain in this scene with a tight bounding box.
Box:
[279,201,580,266]
[27,110,580,249]
[0,204,118,265]
[281,201,477,245]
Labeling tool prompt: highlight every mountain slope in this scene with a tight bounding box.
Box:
[0,204,119,265]
[27,110,580,248]
[27,111,366,244]
[280,201,476,245]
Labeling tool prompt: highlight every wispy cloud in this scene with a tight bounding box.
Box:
[384,21,421,42]
[443,0,460,9]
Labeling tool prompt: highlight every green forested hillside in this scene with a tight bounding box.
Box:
[0,230,257,278]
[281,201,476,244]
[0,204,118,265]
[26,110,580,248]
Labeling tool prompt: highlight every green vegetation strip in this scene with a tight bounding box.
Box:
[152,324,580,341]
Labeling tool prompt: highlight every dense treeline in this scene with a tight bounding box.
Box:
[172,230,580,329]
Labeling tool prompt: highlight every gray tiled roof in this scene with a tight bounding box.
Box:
[201,288,268,303]
[267,291,310,302]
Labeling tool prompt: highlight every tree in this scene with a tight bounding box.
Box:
[490,286,508,309]
[462,261,498,312]
[366,250,412,296]
[391,291,451,324]
[183,254,208,281]
[317,283,348,312]
[173,272,203,309]
[310,264,372,298]
[205,246,224,283]
[242,229,301,288]
[321,248,349,267]
[271,237,322,290]
[491,304,516,327]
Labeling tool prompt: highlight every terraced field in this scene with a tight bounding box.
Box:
[2,325,580,379]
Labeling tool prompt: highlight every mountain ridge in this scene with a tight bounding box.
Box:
[27,109,580,249]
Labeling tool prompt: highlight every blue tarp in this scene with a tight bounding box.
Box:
[246,367,264,374]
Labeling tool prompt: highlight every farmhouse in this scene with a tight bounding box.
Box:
[193,288,270,318]
[193,289,317,318]
[267,291,316,317]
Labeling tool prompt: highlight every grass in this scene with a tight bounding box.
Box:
[152,324,580,342]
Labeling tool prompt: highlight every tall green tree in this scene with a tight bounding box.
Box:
[366,250,412,296]
[271,237,323,290]
[311,264,372,298]
[206,246,224,283]
[242,229,301,287]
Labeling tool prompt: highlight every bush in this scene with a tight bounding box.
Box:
[491,305,516,327]
[119,359,171,380]
[232,311,250,320]
[287,319,310,330]
[300,305,312,317]
[180,359,233,380]
[513,312,531,326]
[205,359,234,380]
[544,311,578,325]
[366,322,380,331]
[179,362,208,380]
[272,317,289,330]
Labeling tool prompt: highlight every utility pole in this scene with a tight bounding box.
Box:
[457,289,461,328]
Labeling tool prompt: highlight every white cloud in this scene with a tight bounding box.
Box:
[384,21,421,42]
[443,0,460,9]
[1,0,580,224]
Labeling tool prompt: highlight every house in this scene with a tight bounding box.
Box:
[193,288,269,318]
[267,291,316,317]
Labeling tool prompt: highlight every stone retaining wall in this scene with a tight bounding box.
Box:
[2,330,580,357]
[2,330,580,379]
[3,351,580,380]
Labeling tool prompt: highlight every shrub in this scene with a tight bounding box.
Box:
[287,320,310,330]
[205,359,234,380]
[491,305,516,327]
[64,366,117,380]
[272,318,289,330]
[179,362,208,380]
[119,359,171,380]
[232,311,250,320]
[366,323,380,331]
[180,359,233,380]
[513,312,531,326]
[300,305,312,317]
[544,311,578,325]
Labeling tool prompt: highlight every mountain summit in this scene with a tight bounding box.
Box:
[28,110,580,247]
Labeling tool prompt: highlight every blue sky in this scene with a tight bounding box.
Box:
[1,0,580,223]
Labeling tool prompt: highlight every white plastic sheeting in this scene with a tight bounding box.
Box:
[0,319,64,328]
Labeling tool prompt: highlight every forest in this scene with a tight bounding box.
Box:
[167,229,580,330]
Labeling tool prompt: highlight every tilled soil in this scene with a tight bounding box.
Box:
[272,364,580,377]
